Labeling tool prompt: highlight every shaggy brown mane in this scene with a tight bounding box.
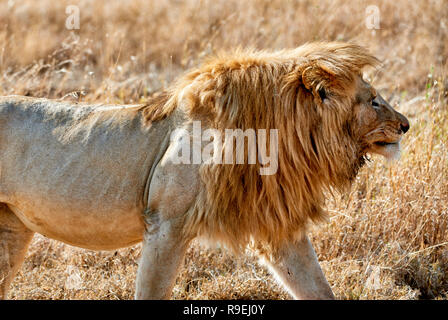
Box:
[141,42,380,252]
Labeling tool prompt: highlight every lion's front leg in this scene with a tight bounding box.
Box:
[261,236,335,300]
[135,150,199,299]
[135,213,191,300]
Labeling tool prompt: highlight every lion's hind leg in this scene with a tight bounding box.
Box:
[0,203,34,300]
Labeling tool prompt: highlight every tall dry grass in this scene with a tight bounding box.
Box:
[1,0,447,299]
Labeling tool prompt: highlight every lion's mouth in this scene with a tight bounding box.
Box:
[374,141,398,147]
[369,139,401,160]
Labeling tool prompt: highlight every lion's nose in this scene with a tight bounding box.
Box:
[400,122,410,134]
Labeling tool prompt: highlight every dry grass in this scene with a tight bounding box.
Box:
[1,0,447,300]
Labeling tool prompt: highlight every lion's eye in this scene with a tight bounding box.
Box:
[371,97,379,107]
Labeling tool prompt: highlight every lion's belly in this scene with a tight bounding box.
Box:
[3,161,148,250]
[8,201,145,250]
[2,148,149,250]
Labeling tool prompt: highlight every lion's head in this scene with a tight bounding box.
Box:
[351,78,409,159]
[286,42,410,180]
[142,42,410,252]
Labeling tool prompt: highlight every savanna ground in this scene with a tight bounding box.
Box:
[0,0,447,300]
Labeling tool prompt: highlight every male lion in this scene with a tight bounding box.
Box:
[0,42,409,300]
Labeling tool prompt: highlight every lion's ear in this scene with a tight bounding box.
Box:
[301,66,333,103]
